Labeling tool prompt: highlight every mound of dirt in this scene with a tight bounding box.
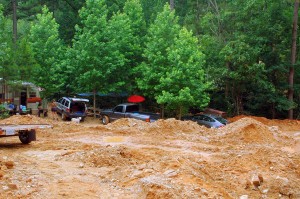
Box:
[149,118,207,133]
[217,117,278,144]
[228,115,273,124]
[107,118,149,128]
[0,114,51,125]
[107,118,207,135]
[229,115,300,131]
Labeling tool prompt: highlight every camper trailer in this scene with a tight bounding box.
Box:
[0,79,41,113]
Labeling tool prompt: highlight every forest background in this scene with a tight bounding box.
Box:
[0,0,299,119]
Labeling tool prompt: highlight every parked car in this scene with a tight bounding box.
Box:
[100,103,160,125]
[182,114,228,128]
[56,97,89,121]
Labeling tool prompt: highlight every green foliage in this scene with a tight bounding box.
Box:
[29,6,65,96]
[156,28,210,108]
[123,0,147,90]
[0,4,16,81]
[138,4,210,117]
[194,0,295,117]
[140,0,166,24]
[4,0,86,44]
[70,0,135,97]
[137,4,180,96]
[0,104,9,119]
[15,37,37,81]
[0,0,297,118]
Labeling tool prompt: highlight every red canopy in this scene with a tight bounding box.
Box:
[127,95,145,103]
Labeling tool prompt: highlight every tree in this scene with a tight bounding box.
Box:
[170,0,174,10]
[139,0,165,24]
[71,0,133,115]
[198,0,295,117]
[137,4,180,99]
[156,28,210,119]
[288,0,299,119]
[15,37,36,81]
[28,6,64,97]
[123,0,146,91]
[220,38,272,115]
[0,4,16,81]
[137,4,209,118]
[12,0,17,44]
[0,4,14,101]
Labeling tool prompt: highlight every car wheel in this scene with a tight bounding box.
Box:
[102,115,109,125]
[62,112,67,121]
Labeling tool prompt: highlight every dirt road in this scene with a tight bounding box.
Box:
[0,115,299,198]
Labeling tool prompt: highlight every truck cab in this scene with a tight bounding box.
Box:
[100,103,159,125]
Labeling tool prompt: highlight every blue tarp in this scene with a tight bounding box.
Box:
[77,92,128,97]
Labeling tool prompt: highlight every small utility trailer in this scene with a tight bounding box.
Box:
[0,124,52,144]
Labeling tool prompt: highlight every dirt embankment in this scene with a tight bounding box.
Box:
[0,115,299,198]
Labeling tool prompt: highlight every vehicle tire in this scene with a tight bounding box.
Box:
[102,115,109,125]
[61,112,67,121]
[19,130,35,144]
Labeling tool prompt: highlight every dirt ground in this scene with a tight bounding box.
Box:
[0,114,299,199]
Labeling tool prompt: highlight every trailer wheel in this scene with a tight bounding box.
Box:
[19,130,36,144]
[102,115,109,125]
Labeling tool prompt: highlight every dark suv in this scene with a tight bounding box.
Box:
[56,97,89,121]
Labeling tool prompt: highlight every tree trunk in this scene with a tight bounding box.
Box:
[288,0,299,119]
[93,89,96,118]
[271,102,276,119]
[161,104,165,119]
[177,106,183,120]
[225,62,230,98]
[170,0,174,10]
[12,0,17,45]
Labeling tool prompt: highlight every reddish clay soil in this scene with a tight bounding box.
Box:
[0,115,299,198]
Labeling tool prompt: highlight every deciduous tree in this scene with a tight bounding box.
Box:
[137,4,209,118]
[71,0,135,115]
[156,28,209,119]
[29,6,64,96]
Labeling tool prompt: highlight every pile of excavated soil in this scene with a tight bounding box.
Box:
[0,114,51,125]
[149,118,207,133]
[1,115,300,198]
[107,118,207,135]
[215,117,278,144]
[229,115,300,131]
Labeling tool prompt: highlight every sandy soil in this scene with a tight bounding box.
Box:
[0,115,299,199]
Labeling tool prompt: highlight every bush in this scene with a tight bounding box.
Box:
[0,104,10,119]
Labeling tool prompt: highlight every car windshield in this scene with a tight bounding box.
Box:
[213,116,228,124]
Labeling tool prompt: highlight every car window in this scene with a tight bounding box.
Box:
[58,98,63,103]
[65,100,70,108]
[126,105,139,112]
[199,115,214,122]
[114,106,123,112]
[61,99,66,106]
[206,116,215,122]
[202,115,209,121]
[195,115,204,120]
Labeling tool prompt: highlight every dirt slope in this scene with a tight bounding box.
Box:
[0,115,299,198]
